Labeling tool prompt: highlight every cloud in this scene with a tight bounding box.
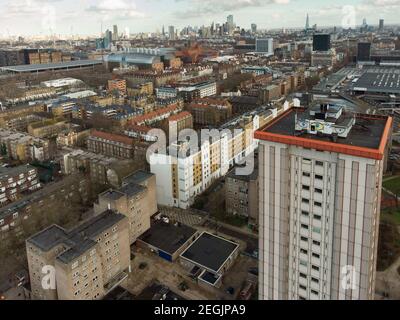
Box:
[174,0,290,18]
[86,0,145,19]
[2,0,59,30]
[363,0,400,5]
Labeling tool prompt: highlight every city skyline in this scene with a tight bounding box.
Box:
[0,0,398,37]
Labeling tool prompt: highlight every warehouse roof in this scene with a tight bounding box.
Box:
[0,60,102,73]
[180,232,239,274]
[351,69,400,94]
[139,221,197,255]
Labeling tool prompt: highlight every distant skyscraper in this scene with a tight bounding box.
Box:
[251,23,257,33]
[305,13,310,30]
[162,25,165,36]
[112,25,118,41]
[227,15,235,34]
[357,42,371,62]
[169,26,175,40]
[103,29,112,49]
[227,15,234,26]
[379,19,384,31]
[313,34,331,52]
[256,38,274,56]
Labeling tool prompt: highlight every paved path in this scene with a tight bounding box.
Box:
[159,206,205,227]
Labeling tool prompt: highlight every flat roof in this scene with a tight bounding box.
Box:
[351,69,400,94]
[0,164,36,180]
[27,210,126,264]
[119,183,146,197]
[313,73,347,92]
[255,108,392,160]
[226,166,258,182]
[180,232,239,274]
[1,60,102,73]
[199,270,221,286]
[123,170,154,185]
[139,221,197,255]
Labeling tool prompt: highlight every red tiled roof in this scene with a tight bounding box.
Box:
[129,104,180,125]
[127,124,153,133]
[168,111,192,122]
[90,130,134,145]
[191,97,229,105]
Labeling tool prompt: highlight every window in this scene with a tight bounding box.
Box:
[311,278,319,284]
[302,199,310,204]
[301,211,309,217]
[299,273,307,279]
[316,161,324,166]
[312,265,320,271]
[314,201,322,207]
[312,253,320,259]
[303,172,311,177]
[315,188,323,194]
[301,224,309,230]
[315,175,323,180]
[302,185,310,191]
[311,290,319,295]
[313,227,321,234]
[299,284,307,290]
[300,249,308,255]
[313,240,321,246]
[301,236,308,242]
[314,214,322,221]
[71,261,79,270]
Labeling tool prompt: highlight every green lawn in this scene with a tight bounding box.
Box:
[383,176,400,195]
[381,208,400,226]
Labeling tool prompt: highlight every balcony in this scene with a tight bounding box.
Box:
[103,270,128,294]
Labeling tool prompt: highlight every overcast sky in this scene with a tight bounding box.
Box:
[0,0,398,37]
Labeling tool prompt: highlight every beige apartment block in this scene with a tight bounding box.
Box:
[26,210,130,300]
[95,170,158,244]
